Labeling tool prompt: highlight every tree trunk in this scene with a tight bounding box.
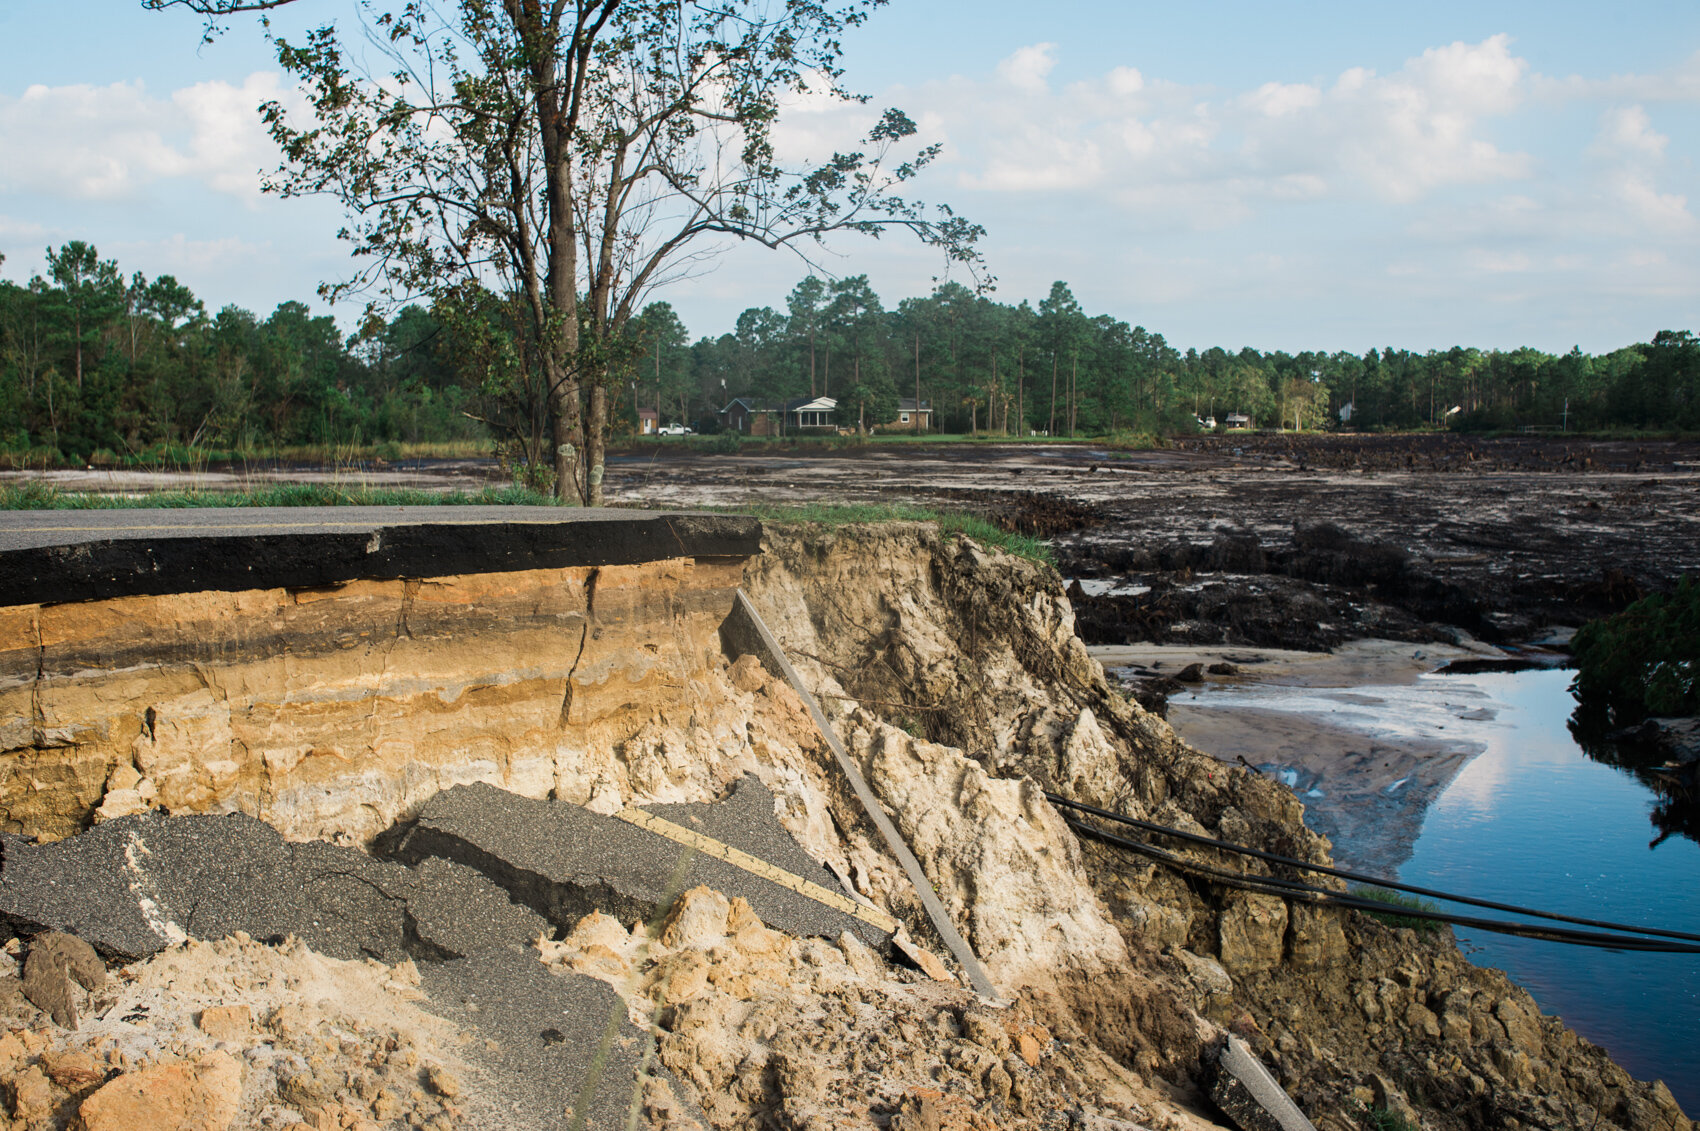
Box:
[1069,352,1077,437]
[914,332,921,435]
[550,363,584,504]
[1017,346,1024,438]
[586,380,608,506]
[1049,352,1058,436]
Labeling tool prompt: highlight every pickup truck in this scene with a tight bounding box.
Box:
[658,424,693,435]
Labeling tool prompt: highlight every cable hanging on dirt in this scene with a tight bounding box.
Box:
[1047,793,1700,954]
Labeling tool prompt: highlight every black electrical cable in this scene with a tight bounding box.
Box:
[1064,816,1700,954]
[1046,791,1700,945]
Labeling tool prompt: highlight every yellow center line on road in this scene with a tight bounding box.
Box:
[615,807,898,935]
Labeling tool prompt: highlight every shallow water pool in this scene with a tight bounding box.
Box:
[1184,665,1700,1109]
[1401,670,1700,1109]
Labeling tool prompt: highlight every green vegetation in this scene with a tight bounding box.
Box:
[1572,577,1700,725]
[1359,1104,1421,1131]
[0,482,554,510]
[145,2,979,505]
[1349,885,1445,934]
[728,502,1053,567]
[0,489,1049,572]
[5,240,1697,485]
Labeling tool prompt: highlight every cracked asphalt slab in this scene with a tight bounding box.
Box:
[0,776,873,1128]
[421,947,673,1131]
[399,776,886,951]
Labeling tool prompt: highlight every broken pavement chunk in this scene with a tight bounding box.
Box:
[405,855,552,958]
[399,776,886,949]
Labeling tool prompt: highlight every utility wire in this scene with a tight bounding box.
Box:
[1065,817,1700,953]
[1046,791,1700,945]
[1047,792,1700,952]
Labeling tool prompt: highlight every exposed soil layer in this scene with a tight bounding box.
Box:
[3,517,1695,1130]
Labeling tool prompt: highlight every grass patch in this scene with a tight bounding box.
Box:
[1360,1105,1421,1131]
[0,482,556,510]
[0,440,499,470]
[1349,885,1445,934]
[728,502,1054,566]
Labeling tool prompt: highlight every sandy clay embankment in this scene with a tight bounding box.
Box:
[0,518,1692,1131]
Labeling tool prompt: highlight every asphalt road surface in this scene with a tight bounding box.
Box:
[0,506,762,605]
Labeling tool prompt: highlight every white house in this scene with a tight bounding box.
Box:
[789,396,837,430]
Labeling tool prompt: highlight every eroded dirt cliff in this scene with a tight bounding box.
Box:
[0,521,1691,1131]
[742,523,1695,1131]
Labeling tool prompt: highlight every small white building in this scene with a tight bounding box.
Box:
[790,396,837,430]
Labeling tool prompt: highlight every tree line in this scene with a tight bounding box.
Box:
[631,277,1700,438]
[5,243,1698,466]
[0,243,481,464]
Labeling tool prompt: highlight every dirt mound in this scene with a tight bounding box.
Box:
[0,933,478,1130]
[744,522,1696,1131]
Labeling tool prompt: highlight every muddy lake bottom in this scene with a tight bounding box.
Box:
[1136,651,1700,1110]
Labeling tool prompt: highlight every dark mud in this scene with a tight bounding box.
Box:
[605,434,1700,652]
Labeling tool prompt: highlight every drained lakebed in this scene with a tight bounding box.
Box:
[1121,647,1700,1110]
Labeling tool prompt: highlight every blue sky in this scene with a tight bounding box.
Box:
[3,2,1699,353]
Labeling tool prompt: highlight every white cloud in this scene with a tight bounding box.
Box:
[0,214,47,240]
[996,43,1058,93]
[1587,105,1695,235]
[968,130,1102,191]
[1597,104,1668,158]
[896,35,1539,224]
[1468,249,1533,274]
[1610,172,1694,234]
[1107,67,1144,97]
[1242,81,1321,118]
[110,232,272,275]
[1534,50,1700,104]
[0,73,292,204]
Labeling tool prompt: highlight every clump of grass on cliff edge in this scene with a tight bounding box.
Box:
[733,502,1054,567]
[1349,885,1445,935]
[0,482,556,509]
[1359,1104,1421,1131]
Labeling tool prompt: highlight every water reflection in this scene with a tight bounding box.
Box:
[1569,706,1700,848]
[1404,671,1700,1112]
[1173,663,1700,1108]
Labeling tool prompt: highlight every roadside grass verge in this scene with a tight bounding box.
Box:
[0,485,1055,566]
[1349,884,1445,934]
[725,501,1054,566]
[0,439,497,471]
[0,482,555,510]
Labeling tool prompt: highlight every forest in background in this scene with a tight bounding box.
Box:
[4,241,1698,467]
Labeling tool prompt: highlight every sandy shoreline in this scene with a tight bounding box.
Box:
[1091,639,1501,874]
